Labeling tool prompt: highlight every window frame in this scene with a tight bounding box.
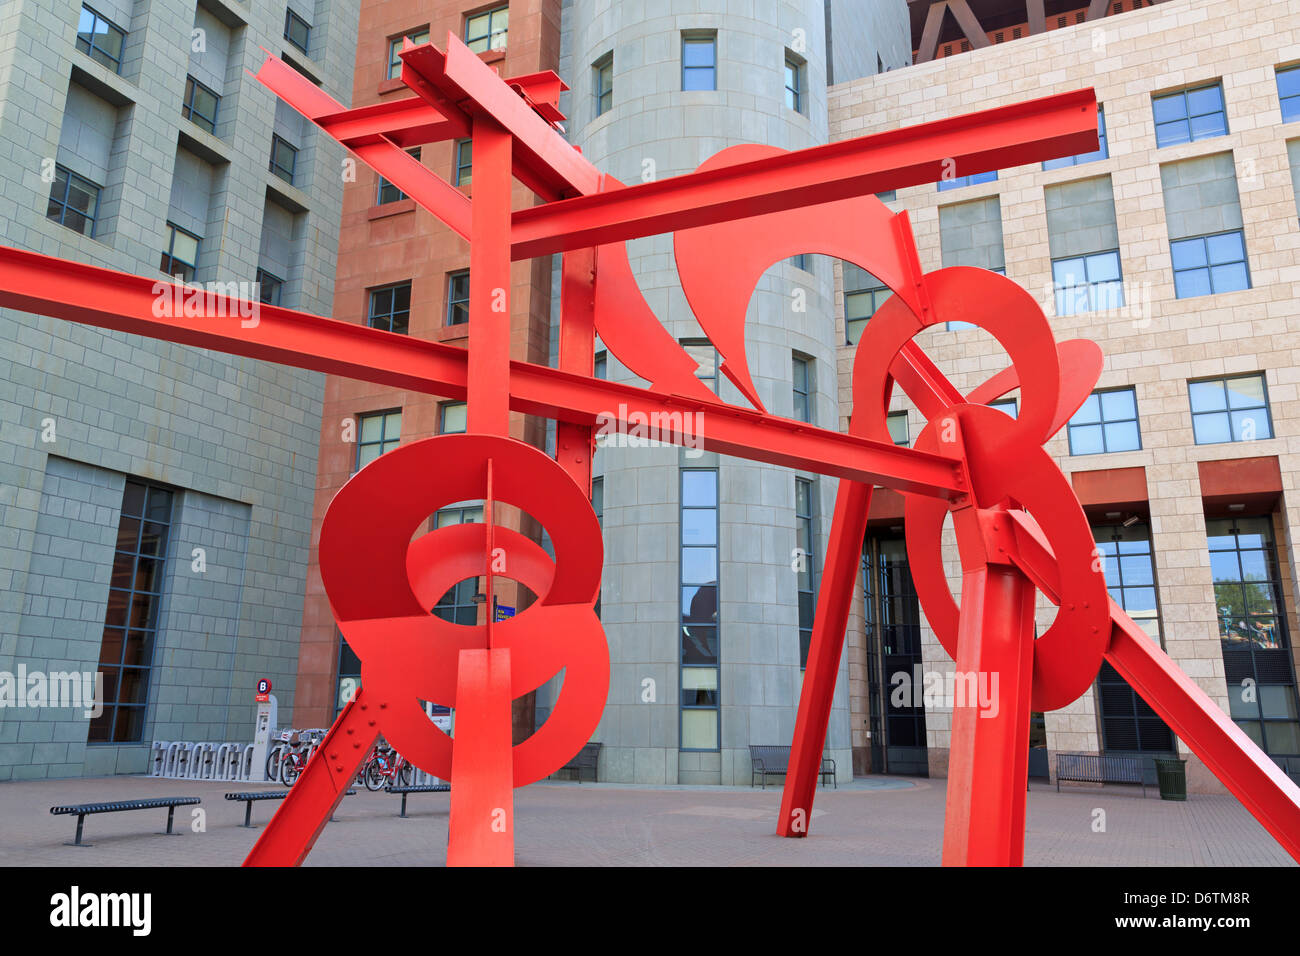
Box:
[284,9,311,55]
[76,5,126,74]
[446,270,470,326]
[792,353,812,424]
[1153,82,1228,148]
[255,268,283,306]
[680,467,720,752]
[46,164,101,238]
[1170,229,1251,299]
[367,281,412,335]
[594,53,613,116]
[784,52,806,114]
[440,401,468,434]
[464,5,509,54]
[681,32,717,92]
[160,222,200,281]
[1188,372,1273,445]
[796,476,817,668]
[388,27,430,80]
[182,75,220,134]
[453,139,472,187]
[1067,386,1142,456]
[355,408,402,472]
[843,263,892,345]
[1279,64,1300,123]
[269,133,298,184]
[1052,249,1125,317]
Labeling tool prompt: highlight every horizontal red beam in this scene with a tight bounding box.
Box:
[0,246,966,499]
[508,89,1098,259]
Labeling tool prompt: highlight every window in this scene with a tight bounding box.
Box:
[440,402,467,434]
[446,271,470,326]
[368,282,411,335]
[378,148,421,204]
[682,33,716,91]
[284,9,311,54]
[843,263,892,345]
[594,350,607,380]
[388,28,430,80]
[1068,387,1140,455]
[356,410,401,471]
[433,505,485,623]
[796,478,816,668]
[1153,83,1227,147]
[255,268,283,306]
[887,411,909,446]
[465,6,509,54]
[1171,230,1250,298]
[1094,522,1176,754]
[454,139,472,186]
[937,170,997,191]
[160,223,200,281]
[594,54,613,116]
[681,468,719,751]
[681,340,718,393]
[336,628,361,714]
[792,354,812,424]
[77,5,125,74]
[1044,107,1108,169]
[1053,250,1124,316]
[784,53,805,114]
[46,165,100,237]
[990,397,1018,418]
[789,254,809,270]
[1210,517,1300,757]
[182,76,220,134]
[876,189,897,203]
[1189,373,1272,444]
[89,481,173,744]
[1279,65,1300,123]
[269,134,298,184]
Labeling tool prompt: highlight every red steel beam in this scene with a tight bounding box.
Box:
[507,90,1098,259]
[0,246,965,499]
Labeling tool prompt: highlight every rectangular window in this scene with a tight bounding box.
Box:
[160,222,200,281]
[269,134,298,184]
[1068,387,1140,455]
[792,354,812,424]
[368,282,411,335]
[594,349,607,380]
[1209,517,1300,758]
[1280,65,1300,123]
[681,340,718,393]
[434,505,484,623]
[1053,250,1124,316]
[378,147,421,204]
[784,53,805,114]
[89,480,174,743]
[990,397,1017,418]
[182,76,220,134]
[594,54,613,116]
[789,254,809,270]
[454,139,472,186]
[843,263,892,346]
[440,402,467,434]
[681,468,719,751]
[465,5,509,54]
[937,169,997,191]
[284,9,310,54]
[356,410,401,471]
[1189,373,1272,444]
[682,33,717,91]
[796,477,816,668]
[388,28,430,80]
[1153,82,1228,147]
[447,270,470,326]
[77,5,126,74]
[887,411,909,446]
[1171,229,1250,298]
[46,165,100,238]
[336,627,361,714]
[1044,107,1108,169]
[255,268,283,306]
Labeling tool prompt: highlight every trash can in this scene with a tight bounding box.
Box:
[1154,757,1187,801]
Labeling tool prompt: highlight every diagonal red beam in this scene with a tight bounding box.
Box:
[507,90,1098,259]
[0,246,966,499]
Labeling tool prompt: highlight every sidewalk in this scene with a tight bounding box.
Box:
[0,774,1292,866]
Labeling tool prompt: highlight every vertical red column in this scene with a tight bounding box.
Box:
[555,247,597,493]
[940,561,1035,866]
[446,116,517,866]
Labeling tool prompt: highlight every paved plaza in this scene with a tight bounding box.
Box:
[0,774,1292,866]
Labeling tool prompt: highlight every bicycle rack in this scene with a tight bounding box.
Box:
[148,741,169,777]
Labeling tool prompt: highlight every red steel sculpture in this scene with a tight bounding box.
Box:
[2,33,1299,866]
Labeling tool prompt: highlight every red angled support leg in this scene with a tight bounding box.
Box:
[778,477,873,836]
[941,563,1035,865]
[446,647,515,867]
[244,691,379,866]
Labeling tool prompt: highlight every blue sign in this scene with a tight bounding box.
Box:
[494,603,515,622]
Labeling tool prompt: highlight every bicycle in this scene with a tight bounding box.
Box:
[363,745,413,791]
[279,730,326,786]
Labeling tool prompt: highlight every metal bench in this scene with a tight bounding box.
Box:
[50,796,201,847]
[749,745,836,789]
[1055,752,1147,797]
[225,789,356,827]
[385,783,451,818]
[559,742,601,783]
